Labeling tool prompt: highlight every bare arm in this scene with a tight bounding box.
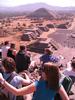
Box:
[58,85,69,100]
[4,81,36,96]
[20,73,31,85]
[0,73,36,96]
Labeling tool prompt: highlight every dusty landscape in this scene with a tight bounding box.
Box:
[0,15,74,61]
[0,6,75,99]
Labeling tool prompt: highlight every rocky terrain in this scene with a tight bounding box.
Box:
[0,7,75,99]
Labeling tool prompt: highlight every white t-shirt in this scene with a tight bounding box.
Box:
[2,46,10,59]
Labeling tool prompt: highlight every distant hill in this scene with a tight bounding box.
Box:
[0,3,75,12]
[0,3,75,18]
[27,8,58,19]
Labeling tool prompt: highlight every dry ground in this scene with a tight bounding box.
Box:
[0,17,75,99]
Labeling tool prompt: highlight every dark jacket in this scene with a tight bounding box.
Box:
[7,49,15,61]
[15,51,31,73]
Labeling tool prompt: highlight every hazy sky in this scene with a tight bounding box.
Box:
[0,0,75,7]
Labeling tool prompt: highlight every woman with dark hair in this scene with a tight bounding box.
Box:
[0,62,69,100]
[0,57,31,100]
[2,57,16,73]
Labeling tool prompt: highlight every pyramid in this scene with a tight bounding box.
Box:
[27,8,56,19]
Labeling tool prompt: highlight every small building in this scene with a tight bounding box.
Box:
[27,39,49,53]
[27,38,59,53]
[24,28,42,36]
[46,24,54,28]
[21,31,38,41]
[21,32,32,41]
[56,24,67,29]
[38,26,49,32]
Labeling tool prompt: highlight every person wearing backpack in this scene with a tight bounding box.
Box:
[0,62,69,100]
[0,57,31,100]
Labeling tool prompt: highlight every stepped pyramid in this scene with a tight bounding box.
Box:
[27,8,56,19]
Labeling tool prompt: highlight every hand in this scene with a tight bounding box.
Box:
[21,72,29,79]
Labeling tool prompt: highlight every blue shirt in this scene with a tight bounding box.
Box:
[32,80,56,100]
[40,54,59,63]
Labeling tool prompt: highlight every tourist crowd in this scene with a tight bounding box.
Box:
[0,41,75,100]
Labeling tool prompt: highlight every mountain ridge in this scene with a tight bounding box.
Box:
[0,3,75,18]
[0,2,75,12]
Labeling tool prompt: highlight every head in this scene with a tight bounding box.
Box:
[44,48,53,55]
[20,45,26,52]
[2,57,16,73]
[4,41,9,46]
[10,43,15,49]
[42,62,60,91]
[71,58,75,69]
